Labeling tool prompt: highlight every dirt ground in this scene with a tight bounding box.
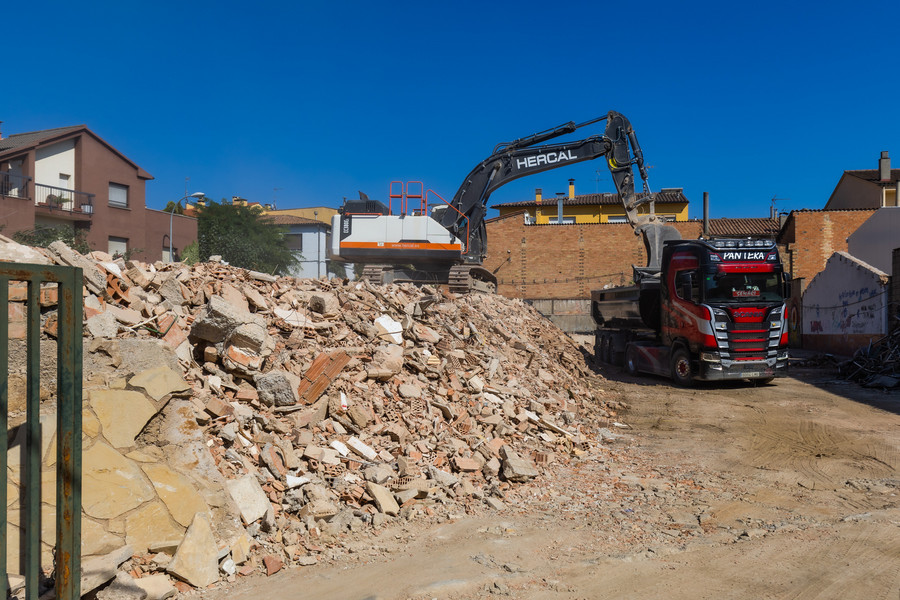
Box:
[196,361,900,600]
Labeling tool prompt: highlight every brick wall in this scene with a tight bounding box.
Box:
[484,215,701,299]
[782,210,877,284]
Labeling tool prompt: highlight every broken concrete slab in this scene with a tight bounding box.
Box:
[89,389,158,448]
[167,512,220,588]
[80,544,134,597]
[500,448,539,482]
[129,366,190,401]
[142,463,211,527]
[365,481,400,516]
[226,475,270,525]
[82,443,156,519]
[132,573,177,600]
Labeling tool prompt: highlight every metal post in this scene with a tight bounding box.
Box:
[0,265,82,600]
[55,267,81,600]
[25,281,40,599]
[0,277,8,594]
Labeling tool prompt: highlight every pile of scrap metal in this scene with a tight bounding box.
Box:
[839,318,900,389]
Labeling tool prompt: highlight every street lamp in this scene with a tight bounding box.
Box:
[169,192,205,262]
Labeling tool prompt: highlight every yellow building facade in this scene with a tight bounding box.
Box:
[494,184,689,224]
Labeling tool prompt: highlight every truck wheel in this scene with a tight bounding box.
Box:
[625,346,639,375]
[671,347,694,387]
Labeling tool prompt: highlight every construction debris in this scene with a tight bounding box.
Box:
[838,320,900,388]
[6,240,619,594]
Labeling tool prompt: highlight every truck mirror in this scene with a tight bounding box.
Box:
[783,273,792,299]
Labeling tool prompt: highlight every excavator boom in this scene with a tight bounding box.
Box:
[333,110,680,291]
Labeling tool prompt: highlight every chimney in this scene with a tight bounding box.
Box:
[535,188,542,204]
[568,178,575,199]
[879,151,891,181]
[702,192,710,237]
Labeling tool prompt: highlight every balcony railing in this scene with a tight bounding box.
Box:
[0,171,31,199]
[34,183,94,215]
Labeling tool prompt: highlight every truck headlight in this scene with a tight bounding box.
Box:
[700,352,721,363]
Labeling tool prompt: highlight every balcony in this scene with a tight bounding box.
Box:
[0,171,31,199]
[34,183,94,220]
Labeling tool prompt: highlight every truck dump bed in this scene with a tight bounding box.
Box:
[590,285,646,329]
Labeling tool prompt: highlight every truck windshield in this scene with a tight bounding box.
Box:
[703,271,783,303]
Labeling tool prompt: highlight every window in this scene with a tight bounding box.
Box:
[109,182,129,208]
[285,233,303,251]
[108,236,128,258]
[704,272,784,303]
[675,270,701,302]
[607,216,628,224]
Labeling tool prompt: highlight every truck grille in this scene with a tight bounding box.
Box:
[713,307,782,361]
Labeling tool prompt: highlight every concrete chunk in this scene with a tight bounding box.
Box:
[500,449,539,482]
[366,481,400,516]
[255,370,302,407]
[191,295,253,343]
[226,474,270,524]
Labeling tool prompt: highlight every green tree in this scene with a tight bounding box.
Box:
[13,225,92,255]
[197,200,298,275]
[163,200,185,215]
[327,260,347,279]
[181,240,200,265]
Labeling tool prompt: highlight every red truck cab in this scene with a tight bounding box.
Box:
[594,238,790,386]
[659,238,789,384]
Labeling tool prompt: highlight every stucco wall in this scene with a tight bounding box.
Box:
[801,251,888,355]
[846,207,900,273]
[825,175,881,210]
[144,209,198,262]
[34,139,76,189]
[287,226,329,279]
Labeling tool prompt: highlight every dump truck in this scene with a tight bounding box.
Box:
[592,237,790,385]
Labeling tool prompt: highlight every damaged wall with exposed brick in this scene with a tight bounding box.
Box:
[778,209,878,285]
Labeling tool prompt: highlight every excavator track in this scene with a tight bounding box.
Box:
[448,265,497,295]
[361,264,388,286]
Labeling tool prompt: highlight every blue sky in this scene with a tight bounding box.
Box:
[5,1,899,219]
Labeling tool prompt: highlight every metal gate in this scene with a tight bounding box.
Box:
[1,263,82,600]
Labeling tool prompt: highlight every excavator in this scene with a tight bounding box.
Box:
[330,111,680,293]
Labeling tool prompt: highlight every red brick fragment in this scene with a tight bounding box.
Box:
[263,554,283,576]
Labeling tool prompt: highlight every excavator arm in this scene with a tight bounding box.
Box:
[439,111,680,272]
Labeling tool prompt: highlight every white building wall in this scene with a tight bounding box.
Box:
[803,252,889,337]
[846,207,900,273]
[35,140,76,188]
[287,227,329,279]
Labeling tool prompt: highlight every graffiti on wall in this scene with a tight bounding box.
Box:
[807,285,884,336]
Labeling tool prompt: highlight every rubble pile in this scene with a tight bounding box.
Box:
[838,320,900,389]
[4,238,618,594]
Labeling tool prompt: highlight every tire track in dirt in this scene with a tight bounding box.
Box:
[783,523,900,600]
[745,415,897,486]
